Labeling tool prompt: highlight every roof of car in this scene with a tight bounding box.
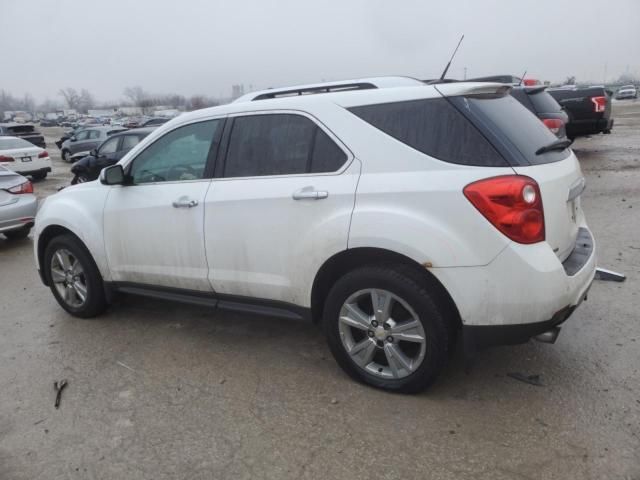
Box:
[0,122,35,127]
[151,78,509,131]
[110,127,157,137]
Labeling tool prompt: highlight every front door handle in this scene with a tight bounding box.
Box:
[292,188,329,200]
[172,196,199,208]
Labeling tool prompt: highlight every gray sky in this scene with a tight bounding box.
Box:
[2,0,639,103]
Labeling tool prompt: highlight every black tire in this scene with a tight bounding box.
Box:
[324,264,451,393]
[62,150,71,162]
[31,171,47,181]
[43,234,107,318]
[4,226,31,240]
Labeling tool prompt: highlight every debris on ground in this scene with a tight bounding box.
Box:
[116,361,135,372]
[54,379,68,408]
[507,372,543,386]
[330,398,339,404]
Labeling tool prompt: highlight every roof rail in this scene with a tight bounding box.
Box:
[250,82,377,101]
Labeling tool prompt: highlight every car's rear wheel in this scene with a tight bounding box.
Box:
[44,234,107,318]
[31,171,47,181]
[3,226,31,240]
[324,265,450,393]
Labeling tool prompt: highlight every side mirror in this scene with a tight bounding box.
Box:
[100,164,125,185]
[90,149,98,157]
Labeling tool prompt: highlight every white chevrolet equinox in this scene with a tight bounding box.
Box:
[34,77,596,392]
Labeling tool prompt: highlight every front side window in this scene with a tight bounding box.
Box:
[129,120,221,184]
[88,130,101,139]
[75,130,90,141]
[121,135,141,150]
[224,114,347,178]
[98,137,119,155]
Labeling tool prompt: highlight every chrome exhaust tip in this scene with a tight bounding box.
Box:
[534,326,561,344]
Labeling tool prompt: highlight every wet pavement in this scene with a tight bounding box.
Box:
[1,103,639,479]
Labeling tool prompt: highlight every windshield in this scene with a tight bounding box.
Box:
[0,137,33,149]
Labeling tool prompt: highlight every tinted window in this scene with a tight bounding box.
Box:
[528,91,563,114]
[98,137,119,155]
[121,135,141,150]
[510,89,535,113]
[311,129,347,173]
[455,95,570,165]
[225,114,346,177]
[349,98,506,167]
[130,120,220,184]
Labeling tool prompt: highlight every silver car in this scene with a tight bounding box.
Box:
[60,126,126,162]
[0,165,37,239]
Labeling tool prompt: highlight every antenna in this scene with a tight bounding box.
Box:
[439,34,464,81]
[518,70,527,86]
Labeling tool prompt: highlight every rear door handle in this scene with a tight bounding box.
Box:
[292,188,329,200]
[172,196,199,208]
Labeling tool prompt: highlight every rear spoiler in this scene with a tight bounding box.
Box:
[434,82,512,99]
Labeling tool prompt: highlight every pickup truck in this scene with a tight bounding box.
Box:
[0,123,46,148]
[547,87,613,139]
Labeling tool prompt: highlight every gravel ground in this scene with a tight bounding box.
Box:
[0,102,639,480]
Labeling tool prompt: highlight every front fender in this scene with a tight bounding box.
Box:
[34,184,110,280]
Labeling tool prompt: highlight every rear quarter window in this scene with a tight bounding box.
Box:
[528,91,563,114]
[348,98,507,167]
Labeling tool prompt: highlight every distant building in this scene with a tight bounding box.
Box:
[88,109,116,118]
[118,106,143,116]
[231,84,245,99]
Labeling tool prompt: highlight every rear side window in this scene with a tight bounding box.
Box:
[452,95,570,165]
[348,98,506,167]
[528,91,563,114]
[121,135,141,150]
[224,114,347,177]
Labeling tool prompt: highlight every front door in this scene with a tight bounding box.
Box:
[104,118,224,291]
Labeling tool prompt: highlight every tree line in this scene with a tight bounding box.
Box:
[1,86,221,118]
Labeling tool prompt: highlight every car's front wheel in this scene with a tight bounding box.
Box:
[61,150,71,162]
[44,234,107,318]
[324,265,451,393]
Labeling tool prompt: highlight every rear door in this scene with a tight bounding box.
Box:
[204,111,359,305]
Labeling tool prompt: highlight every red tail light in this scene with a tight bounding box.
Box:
[7,181,34,194]
[591,96,606,113]
[523,78,540,86]
[0,155,15,162]
[38,151,49,158]
[542,118,564,135]
[463,175,545,244]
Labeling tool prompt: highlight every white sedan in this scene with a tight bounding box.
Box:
[0,136,52,180]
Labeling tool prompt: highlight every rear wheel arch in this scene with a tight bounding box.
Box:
[310,247,462,333]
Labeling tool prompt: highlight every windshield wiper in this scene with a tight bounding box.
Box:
[535,138,573,155]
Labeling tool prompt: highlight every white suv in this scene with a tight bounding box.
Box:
[34,77,596,392]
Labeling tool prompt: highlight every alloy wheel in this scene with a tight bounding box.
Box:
[338,288,427,379]
[50,248,88,308]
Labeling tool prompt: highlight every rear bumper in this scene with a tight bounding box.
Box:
[432,226,596,345]
[567,117,613,137]
[15,166,51,176]
[0,195,38,233]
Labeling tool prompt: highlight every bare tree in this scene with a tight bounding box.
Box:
[78,89,95,113]
[123,86,148,107]
[187,95,219,111]
[564,76,576,85]
[59,88,81,110]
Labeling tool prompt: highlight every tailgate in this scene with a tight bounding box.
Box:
[512,152,584,261]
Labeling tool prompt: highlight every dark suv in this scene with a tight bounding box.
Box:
[510,86,569,138]
[70,127,157,183]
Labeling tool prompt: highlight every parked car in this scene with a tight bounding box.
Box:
[510,86,569,138]
[0,136,52,180]
[140,117,170,127]
[615,85,637,100]
[0,123,46,148]
[40,118,59,127]
[34,77,595,393]
[547,86,613,139]
[60,126,126,162]
[0,165,37,239]
[70,127,157,184]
